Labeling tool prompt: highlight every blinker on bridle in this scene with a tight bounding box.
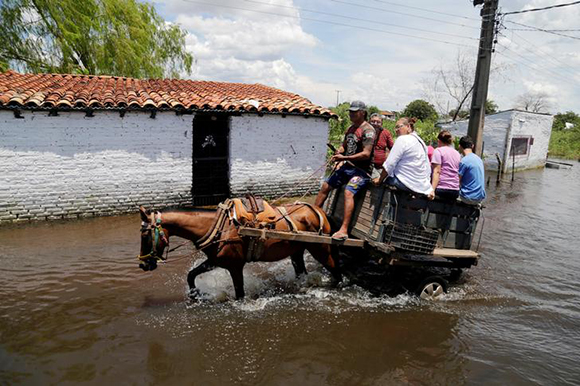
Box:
[137,212,168,263]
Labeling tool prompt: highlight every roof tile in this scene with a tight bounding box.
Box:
[0,70,332,117]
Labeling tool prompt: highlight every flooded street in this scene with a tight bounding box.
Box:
[1,164,580,385]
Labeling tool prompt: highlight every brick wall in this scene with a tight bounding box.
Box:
[0,110,330,223]
[229,115,328,198]
[0,110,193,223]
[441,110,553,172]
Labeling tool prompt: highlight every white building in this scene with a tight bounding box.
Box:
[0,71,333,223]
[440,109,554,172]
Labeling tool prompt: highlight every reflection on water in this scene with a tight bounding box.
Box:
[1,164,580,385]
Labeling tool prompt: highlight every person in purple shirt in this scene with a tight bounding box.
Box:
[429,130,461,201]
[458,136,486,204]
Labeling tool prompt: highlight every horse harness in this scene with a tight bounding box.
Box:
[138,211,169,263]
[192,196,328,262]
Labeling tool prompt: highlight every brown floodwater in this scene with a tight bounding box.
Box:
[2,163,580,385]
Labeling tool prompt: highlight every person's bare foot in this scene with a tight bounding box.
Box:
[331,231,348,240]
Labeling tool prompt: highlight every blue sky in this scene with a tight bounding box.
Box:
[153,0,580,114]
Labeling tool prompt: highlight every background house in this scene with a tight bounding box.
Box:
[0,71,333,223]
[380,110,396,121]
[440,109,554,172]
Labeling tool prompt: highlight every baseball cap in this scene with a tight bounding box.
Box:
[349,100,366,111]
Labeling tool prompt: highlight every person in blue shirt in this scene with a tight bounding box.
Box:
[458,136,486,204]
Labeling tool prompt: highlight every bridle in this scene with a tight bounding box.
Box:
[137,212,169,264]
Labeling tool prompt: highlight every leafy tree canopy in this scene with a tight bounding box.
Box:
[0,0,193,78]
[448,109,469,120]
[485,99,498,115]
[552,111,580,131]
[402,99,438,122]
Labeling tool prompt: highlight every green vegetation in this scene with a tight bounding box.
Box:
[402,99,438,122]
[549,111,580,159]
[448,99,498,121]
[0,0,193,78]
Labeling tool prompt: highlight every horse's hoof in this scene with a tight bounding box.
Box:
[188,288,201,300]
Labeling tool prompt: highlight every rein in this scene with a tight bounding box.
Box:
[137,212,170,263]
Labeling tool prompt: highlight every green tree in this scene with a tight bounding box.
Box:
[448,108,469,120]
[0,0,193,78]
[552,111,580,131]
[485,99,498,114]
[402,99,438,122]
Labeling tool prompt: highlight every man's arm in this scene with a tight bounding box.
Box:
[337,142,372,162]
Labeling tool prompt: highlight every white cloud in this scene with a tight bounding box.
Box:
[155,0,580,112]
[345,72,410,110]
[178,14,317,61]
[518,0,580,31]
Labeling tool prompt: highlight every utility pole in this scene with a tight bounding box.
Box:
[335,90,341,106]
[467,0,499,156]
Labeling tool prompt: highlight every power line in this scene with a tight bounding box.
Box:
[180,0,482,49]
[501,1,580,16]
[369,0,481,21]
[330,0,482,30]
[495,42,578,86]
[501,29,579,77]
[243,0,479,41]
[509,28,580,32]
[504,20,580,41]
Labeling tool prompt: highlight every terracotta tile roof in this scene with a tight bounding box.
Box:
[0,70,333,117]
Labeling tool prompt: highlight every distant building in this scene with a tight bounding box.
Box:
[380,110,396,121]
[440,109,554,172]
[0,71,333,223]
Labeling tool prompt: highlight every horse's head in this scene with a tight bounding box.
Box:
[138,206,169,271]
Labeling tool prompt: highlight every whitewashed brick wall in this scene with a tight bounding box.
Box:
[229,115,328,198]
[0,110,330,223]
[441,110,553,172]
[508,111,553,171]
[0,110,193,223]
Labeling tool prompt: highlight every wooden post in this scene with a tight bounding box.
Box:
[467,0,499,156]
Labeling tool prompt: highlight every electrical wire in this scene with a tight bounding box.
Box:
[495,42,578,86]
[330,0,482,30]
[501,0,580,16]
[369,0,481,21]
[180,0,482,49]
[243,0,479,41]
[502,29,579,77]
[509,28,580,32]
[504,20,580,41]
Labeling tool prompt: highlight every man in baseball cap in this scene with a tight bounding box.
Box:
[315,100,375,240]
[348,100,366,111]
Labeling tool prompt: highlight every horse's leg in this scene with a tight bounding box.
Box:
[290,248,307,277]
[306,244,342,286]
[187,259,215,296]
[227,265,245,300]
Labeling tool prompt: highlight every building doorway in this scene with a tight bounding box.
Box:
[191,113,230,205]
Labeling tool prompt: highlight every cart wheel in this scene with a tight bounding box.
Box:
[416,276,448,300]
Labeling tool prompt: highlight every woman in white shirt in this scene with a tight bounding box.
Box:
[372,117,433,196]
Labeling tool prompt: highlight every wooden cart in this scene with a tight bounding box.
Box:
[239,185,483,299]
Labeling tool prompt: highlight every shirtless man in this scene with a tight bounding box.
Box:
[315,100,375,240]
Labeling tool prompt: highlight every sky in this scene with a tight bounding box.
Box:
[152,0,580,114]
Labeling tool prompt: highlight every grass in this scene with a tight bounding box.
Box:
[548,130,580,160]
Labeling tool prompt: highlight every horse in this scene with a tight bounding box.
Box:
[137,201,342,299]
